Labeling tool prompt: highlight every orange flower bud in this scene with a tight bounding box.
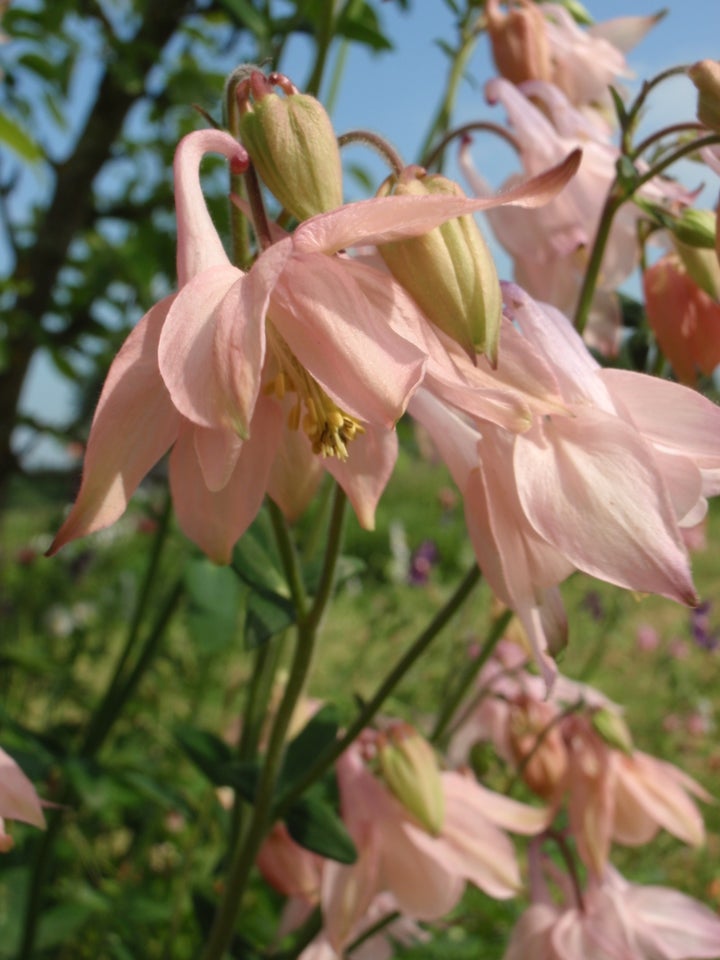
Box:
[509,698,567,800]
[486,0,553,86]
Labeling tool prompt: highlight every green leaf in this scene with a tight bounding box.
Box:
[175,725,233,784]
[335,1,392,51]
[0,113,44,162]
[216,0,268,37]
[244,588,296,649]
[615,155,640,194]
[285,792,357,864]
[281,705,339,788]
[185,557,243,651]
[608,86,628,129]
[232,514,288,596]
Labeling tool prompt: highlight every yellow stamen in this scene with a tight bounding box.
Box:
[265,323,364,461]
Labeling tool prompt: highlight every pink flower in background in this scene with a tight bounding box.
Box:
[49,126,580,563]
[504,866,720,960]
[447,641,711,877]
[0,747,45,851]
[461,79,690,354]
[486,0,661,112]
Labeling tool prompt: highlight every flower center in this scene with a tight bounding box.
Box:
[264,326,364,461]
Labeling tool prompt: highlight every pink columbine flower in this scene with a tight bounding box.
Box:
[327,739,549,928]
[0,747,46,851]
[448,643,711,877]
[412,282,720,676]
[49,127,580,562]
[461,79,690,354]
[504,866,720,960]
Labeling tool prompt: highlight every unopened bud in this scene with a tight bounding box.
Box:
[675,241,720,302]
[591,707,633,755]
[238,71,343,220]
[667,208,717,250]
[377,166,502,362]
[486,0,553,86]
[509,699,567,800]
[377,724,445,836]
[688,60,720,133]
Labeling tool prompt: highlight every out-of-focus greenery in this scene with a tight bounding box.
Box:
[1,433,719,958]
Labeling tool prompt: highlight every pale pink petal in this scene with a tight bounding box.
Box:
[442,772,551,836]
[613,752,708,848]
[174,129,247,285]
[600,369,720,479]
[272,254,426,427]
[159,265,243,429]
[503,904,558,960]
[169,398,283,563]
[514,411,696,605]
[322,849,381,952]
[214,242,292,436]
[292,151,582,255]
[624,884,720,959]
[588,13,663,54]
[48,297,180,554]
[0,748,45,828]
[267,418,325,523]
[376,817,465,920]
[192,425,244,493]
[502,283,612,409]
[325,424,398,530]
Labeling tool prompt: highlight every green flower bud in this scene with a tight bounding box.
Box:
[667,208,717,250]
[376,166,502,363]
[377,724,445,836]
[591,707,633,755]
[675,241,720,302]
[238,71,343,221]
[688,60,720,133]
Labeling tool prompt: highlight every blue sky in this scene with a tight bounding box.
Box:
[16,0,720,467]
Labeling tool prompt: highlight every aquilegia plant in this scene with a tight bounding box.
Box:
[8,2,720,958]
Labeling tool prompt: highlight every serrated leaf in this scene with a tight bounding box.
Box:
[285,792,357,864]
[281,705,339,788]
[0,113,44,162]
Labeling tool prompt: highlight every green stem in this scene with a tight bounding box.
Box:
[573,190,623,335]
[275,564,482,820]
[83,495,172,751]
[422,121,520,171]
[268,499,308,620]
[574,131,720,334]
[431,608,512,746]
[225,66,253,269]
[417,6,482,167]
[304,0,337,96]
[621,64,691,154]
[200,489,347,960]
[630,122,706,161]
